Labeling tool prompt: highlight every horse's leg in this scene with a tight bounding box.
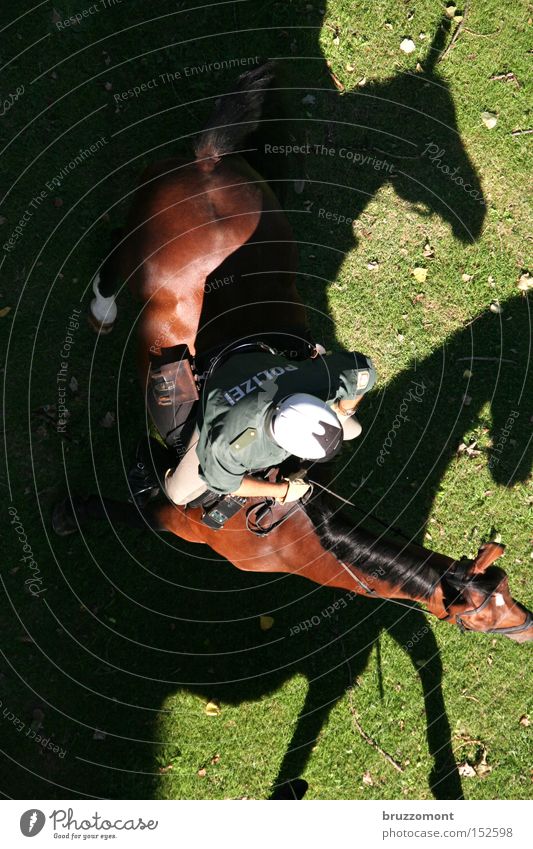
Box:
[51,493,173,536]
[88,228,123,334]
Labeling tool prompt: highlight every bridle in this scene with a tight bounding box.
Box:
[446,574,533,636]
[303,479,533,637]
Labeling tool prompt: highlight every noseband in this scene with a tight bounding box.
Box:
[447,565,533,636]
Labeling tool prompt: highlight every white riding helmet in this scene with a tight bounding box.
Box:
[270,393,343,461]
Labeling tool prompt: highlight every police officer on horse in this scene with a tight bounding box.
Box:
[158,344,376,507]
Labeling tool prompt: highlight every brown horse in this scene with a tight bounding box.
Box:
[54,62,532,649]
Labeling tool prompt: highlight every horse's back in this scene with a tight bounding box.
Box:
[122,154,301,360]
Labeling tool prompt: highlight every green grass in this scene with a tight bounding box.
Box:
[0,0,531,800]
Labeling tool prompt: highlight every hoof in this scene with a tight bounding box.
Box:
[87,309,115,335]
[52,499,79,536]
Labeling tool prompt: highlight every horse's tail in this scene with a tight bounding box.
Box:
[193,60,275,172]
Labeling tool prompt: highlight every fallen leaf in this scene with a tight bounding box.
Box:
[458,761,476,778]
[197,768,207,777]
[423,242,435,258]
[517,271,532,291]
[400,38,416,54]
[366,260,379,270]
[345,63,355,73]
[211,753,221,765]
[260,615,274,631]
[481,111,498,129]
[519,714,530,727]
[475,747,492,778]
[158,764,173,774]
[100,411,115,428]
[490,301,503,314]
[0,306,11,318]
[362,770,374,786]
[445,3,457,18]
[462,273,473,282]
[412,267,428,283]
[205,700,221,717]
[357,75,367,87]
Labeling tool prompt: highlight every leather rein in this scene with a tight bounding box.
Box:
[253,477,533,637]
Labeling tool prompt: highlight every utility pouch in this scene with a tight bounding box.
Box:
[201,494,247,530]
[150,348,199,408]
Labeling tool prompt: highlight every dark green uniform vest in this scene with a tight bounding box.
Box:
[196,350,375,493]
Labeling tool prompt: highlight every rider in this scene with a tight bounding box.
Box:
[163,347,376,506]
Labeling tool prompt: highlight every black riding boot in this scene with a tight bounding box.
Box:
[127,437,175,508]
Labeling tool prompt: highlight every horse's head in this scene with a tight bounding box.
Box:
[446,544,533,643]
[346,17,486,242]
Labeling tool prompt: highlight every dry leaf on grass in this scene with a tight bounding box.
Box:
[481,111,498,129]
[362,770,374,786]
[205,700,221,717]
[400,38,416,54]
[517,271,532,291]
[458,761,476,777]
[412,267,428,283]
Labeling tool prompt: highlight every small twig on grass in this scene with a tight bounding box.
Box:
[438,2,470,63]
[489,72,520,88]
[455,357,516,364]
[511,128,533,137]
[348,699,404,772]
[463,24,503,38]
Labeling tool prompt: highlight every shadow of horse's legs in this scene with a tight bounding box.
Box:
[386,610,463,800]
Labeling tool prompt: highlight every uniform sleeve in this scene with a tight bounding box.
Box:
[324,351,377,400]
[197,422,246,494]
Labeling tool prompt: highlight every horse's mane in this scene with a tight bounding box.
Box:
[304,498,441,600]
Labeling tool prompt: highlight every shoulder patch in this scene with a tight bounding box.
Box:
[357,369,370,390]
[229,427,258,451]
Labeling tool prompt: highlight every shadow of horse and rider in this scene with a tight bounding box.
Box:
[96,295,528,801]
[72,5,531,800]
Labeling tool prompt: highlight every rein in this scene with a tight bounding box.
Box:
[302,479,532,636]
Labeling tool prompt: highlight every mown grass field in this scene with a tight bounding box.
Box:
[0,0,531,800]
